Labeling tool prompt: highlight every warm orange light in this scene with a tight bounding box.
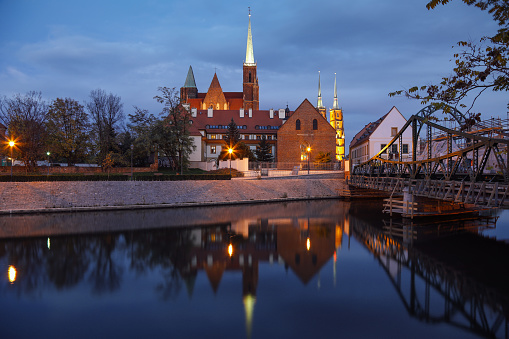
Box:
[8,265,16,283]
[228,244,233,257]
[306,147,311,153]
[306,237,311,251]
[228,148,233,155]
[8,141,15,147]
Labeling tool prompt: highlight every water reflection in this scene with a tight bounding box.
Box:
[0,200,508,339]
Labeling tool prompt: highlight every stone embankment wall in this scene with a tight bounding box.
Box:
[0,165,152,174]
[0,177,347,214]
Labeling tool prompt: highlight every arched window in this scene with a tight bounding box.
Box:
[249,71,252,83]
[313,119,318,130]
[296,119,301,130]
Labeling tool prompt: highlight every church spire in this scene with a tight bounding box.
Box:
[244,8,255,66]
[183,65,197,88]
[332,73,339,109]
[317,71,324,108]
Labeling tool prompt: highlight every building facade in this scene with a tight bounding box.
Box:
[277,99,336,164]
[349,106,412,169]
[329,74,345,161]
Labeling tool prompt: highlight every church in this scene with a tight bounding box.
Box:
[180,11,259,111]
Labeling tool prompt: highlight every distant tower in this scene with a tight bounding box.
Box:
[329,73,345,161]
[243,8,259,110]
[316,71,326,119]
[180,65,198,103]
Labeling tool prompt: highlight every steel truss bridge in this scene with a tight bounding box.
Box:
[350,105,509,207]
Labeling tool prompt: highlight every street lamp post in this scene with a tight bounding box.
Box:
[8,141,14,180]
[306,146,311,175]
[228,148,233,176]
[46,152,50,176]
[130,144,134,180]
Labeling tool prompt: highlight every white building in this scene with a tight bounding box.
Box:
[349,106,412,169]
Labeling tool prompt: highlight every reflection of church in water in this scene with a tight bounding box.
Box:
[176,213,350,337]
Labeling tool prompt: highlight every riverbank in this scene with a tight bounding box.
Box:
[0,174,347,214]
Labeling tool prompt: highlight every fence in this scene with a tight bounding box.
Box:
[243,161,343,178]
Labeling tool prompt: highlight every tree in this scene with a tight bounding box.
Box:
[255,135,273,162]
[153,87,196,172]
[315,151,332,163]
[0,91,47,171]
[389,0,509,117]
[219,118,255,161]
[128,107,158,167]
[46,98,90,166]
[86,89,124,166]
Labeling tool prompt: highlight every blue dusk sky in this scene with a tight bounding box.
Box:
[0,0,505,145]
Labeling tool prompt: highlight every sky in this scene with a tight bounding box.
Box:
[0,0,505,145]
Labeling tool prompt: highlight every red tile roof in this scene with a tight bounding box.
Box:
[190,109,292,135]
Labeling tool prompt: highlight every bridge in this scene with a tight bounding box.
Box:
[349,104,509,208]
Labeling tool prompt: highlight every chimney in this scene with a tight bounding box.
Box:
[207,108,213,117]
[269,109,274,119]
[249,108,252,118]
[279,109,285,119]
[240,108,244,118]
[191,108,197,117]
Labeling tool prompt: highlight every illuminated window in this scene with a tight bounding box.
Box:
[296,119,301,130]
[211,146,216,154]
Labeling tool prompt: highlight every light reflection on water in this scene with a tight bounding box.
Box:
[0,200,508,339]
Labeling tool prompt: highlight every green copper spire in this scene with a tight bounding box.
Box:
[333,73,339,109]
[244,8,255,66]
[317,71,324,108]
[183,65,197,88]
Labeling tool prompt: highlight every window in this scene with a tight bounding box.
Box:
[391,144,398,153]
[210,146,216,154]
[391,127,398,137]
[296,119,301,130]
[380,144,387,153]
[402,144,409,154]
[313,119,318,130]
[249,71,252,83]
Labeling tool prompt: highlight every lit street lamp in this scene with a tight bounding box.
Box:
[8,140,15,180]
[46,151,50,176]
[306,146,311,175]
[228,148,233,176]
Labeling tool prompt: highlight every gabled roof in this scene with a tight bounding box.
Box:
[349,111,391,149]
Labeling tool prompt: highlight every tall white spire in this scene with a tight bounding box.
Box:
[244,8,255,66]
[317,71,324,108]
[333,73,339,109]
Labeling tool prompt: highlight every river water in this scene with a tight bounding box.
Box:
[0,200,508,339]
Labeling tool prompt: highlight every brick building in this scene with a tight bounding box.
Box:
[277,99,336,164]
[180,11,259,111]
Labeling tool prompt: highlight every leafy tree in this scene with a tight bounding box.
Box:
[390,0,509,117]
[0,91,47,171]
[153,87,196,172]
[86,89,124,166]
[255,135,273,162]
[315,151,332,163]
[46,98,90,166]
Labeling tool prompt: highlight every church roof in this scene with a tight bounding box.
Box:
[183,65,197,88]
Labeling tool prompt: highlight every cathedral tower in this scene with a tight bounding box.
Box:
[329,73,345,161]
[316,71,326,119]
[243,9,259,110]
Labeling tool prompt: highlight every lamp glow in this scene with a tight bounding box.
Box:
[306,237,311,251]
[228,244,233,257]
[8,265,16,283]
